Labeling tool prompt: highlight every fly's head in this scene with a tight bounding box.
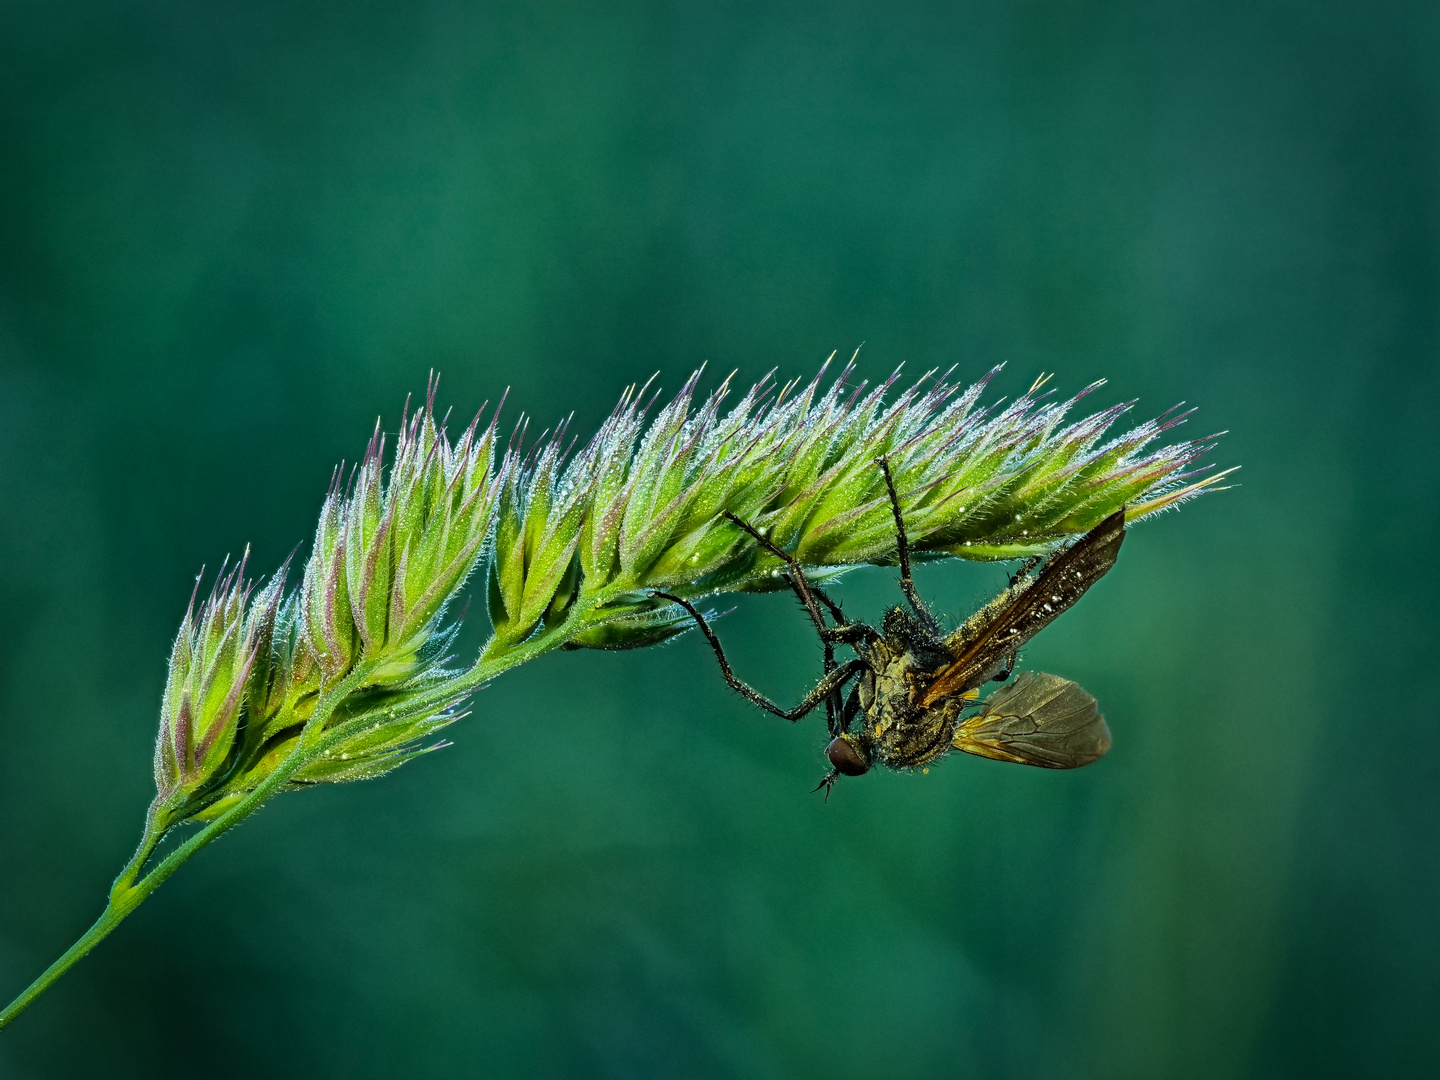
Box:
[824,731,872,776]
[814,729,873,800]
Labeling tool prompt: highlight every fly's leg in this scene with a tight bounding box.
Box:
[723,511,876,732]
[652,591,867,722]
[992,653,1015,682]
[838,685,862,734]
[876,457,941,635]
[1008,555,1043,589]
[723,512,851,636]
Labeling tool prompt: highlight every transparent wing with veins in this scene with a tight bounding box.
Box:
[953,671,1112,769]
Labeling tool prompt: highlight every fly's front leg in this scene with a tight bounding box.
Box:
[653,591,867,722]
[723,512,849,638]
[723,510,874,729]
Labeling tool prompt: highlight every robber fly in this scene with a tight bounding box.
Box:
[655,459,1122,795]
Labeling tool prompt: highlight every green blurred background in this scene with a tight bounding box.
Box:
[1,1,1436,1076]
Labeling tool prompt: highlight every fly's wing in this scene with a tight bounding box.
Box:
[920,509,1125,707]
[952,672,1111,768]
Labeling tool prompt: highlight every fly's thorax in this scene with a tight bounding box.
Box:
[853,633,895,716]
[879,606,946,659]
[852,636,913,728]
[880,606,917,643]
[853,637,960,772]
[857,631,899,668]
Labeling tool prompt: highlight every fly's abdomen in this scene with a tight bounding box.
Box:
[873,701,963,771]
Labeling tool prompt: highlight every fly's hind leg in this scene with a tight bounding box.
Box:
[1008,555,1043,589]
[651,591,866,722]
[992,653,1016,682]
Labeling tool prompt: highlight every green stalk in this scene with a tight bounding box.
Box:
[0,665,375,1030]
[0,611,590,1030]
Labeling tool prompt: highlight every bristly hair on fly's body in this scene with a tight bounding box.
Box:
[655,457,1124,797]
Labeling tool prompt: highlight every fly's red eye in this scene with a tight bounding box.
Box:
[826,737,871,776]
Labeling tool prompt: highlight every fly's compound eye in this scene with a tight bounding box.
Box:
[826,736,871,777]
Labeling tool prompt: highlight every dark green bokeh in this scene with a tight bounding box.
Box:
[1,1,1436,1076]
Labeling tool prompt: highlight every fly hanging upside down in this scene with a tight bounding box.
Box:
[654,459,1124,796]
